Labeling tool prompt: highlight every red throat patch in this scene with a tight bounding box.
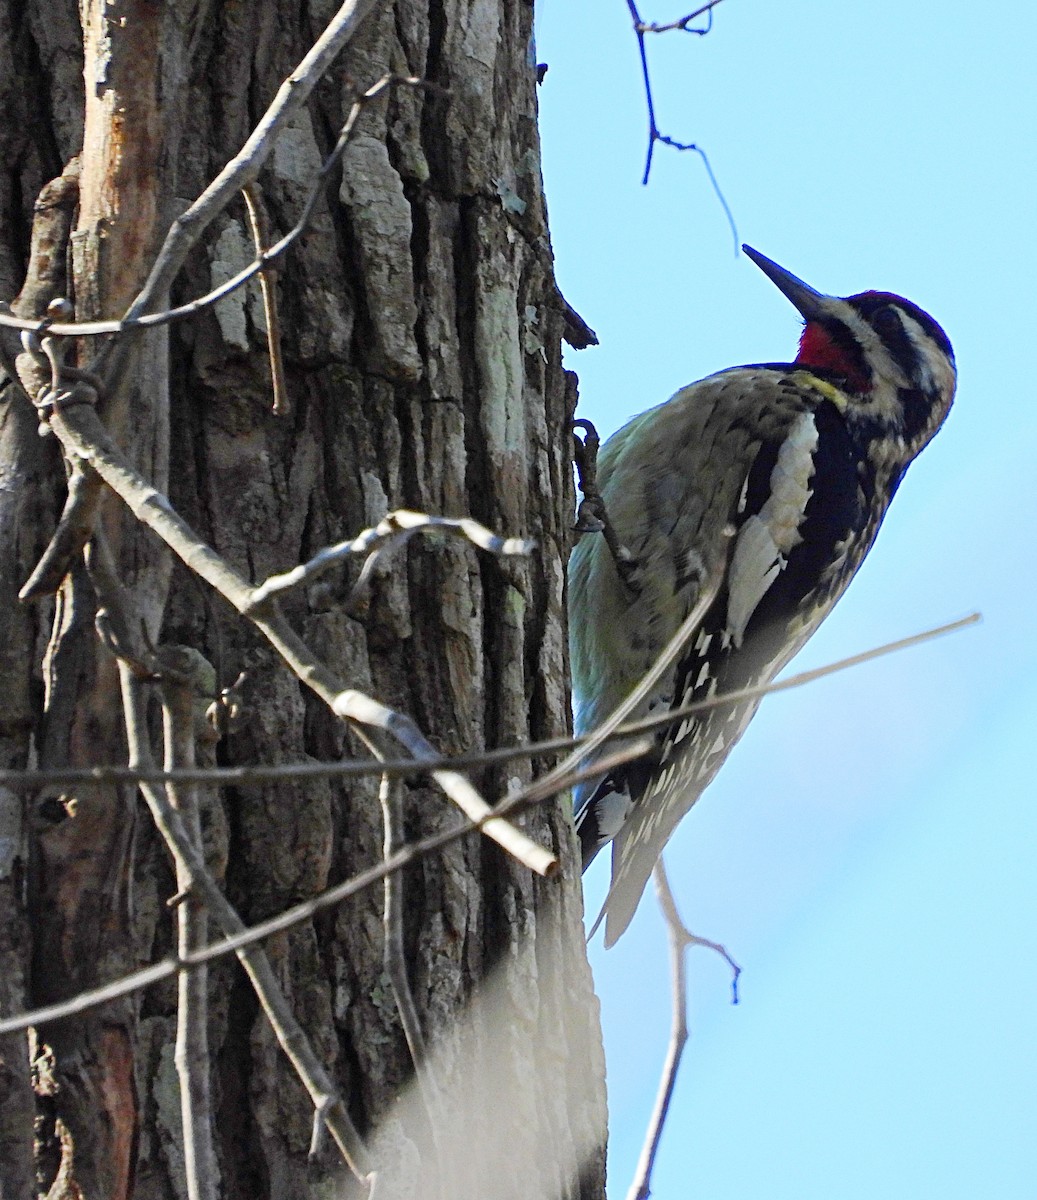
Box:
[796,322,870,393]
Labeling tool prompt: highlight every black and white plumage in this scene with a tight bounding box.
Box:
[569,245,956,947]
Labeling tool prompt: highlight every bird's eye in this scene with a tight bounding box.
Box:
[872,305,902,336]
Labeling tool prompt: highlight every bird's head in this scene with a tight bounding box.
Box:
[743,244,956,462]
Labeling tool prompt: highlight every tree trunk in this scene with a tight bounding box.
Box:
[0,3,607,1198]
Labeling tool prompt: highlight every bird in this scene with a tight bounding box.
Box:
[569,244,956,947]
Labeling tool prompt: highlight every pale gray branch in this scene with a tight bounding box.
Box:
[120,663,372,1182]
[124,0,382,324]
[86,538,370,1181]
[533,560,726,813]
[241,183,289,416]
[626,858,740,1200]
[380,774,425,1063]
[379,774,451,1198]
[332,689,557,876]
[249,508,535,607]
[0,613,979,792]
[42,395,557,878]
[159,664,218,1200]
[0,743,645,1037]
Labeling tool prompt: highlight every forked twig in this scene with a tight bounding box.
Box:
[624,0,737,250]
[41,397,556,877]
[86,537,372,1181]
[635,2,724,34]
[626,857,739,1200]
[0,742,648,1036]
[248,509,534,608]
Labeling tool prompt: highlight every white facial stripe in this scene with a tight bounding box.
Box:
[898,309,957,398]
[837,303,912,389]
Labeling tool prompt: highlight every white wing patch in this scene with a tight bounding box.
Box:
[726,412,819,646]
[594,787,634,843]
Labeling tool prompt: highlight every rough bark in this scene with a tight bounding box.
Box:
[0,3,607,1198]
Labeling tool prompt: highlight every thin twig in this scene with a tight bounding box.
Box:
[636,1,724,34]
[87,538,371,1181]
[248,509,535,608]
[381,774,425,1064]
[532,559,727,812]
[241,183,289,415]
[562,607,980,872]
[159,658,218,1200]
[42,395,557,877]
[626,858,739,1200]
[624,0,737,251]
[379,774,451,1198]
[332,690,557,876]
[0,612,980,792]
[0,743,647,1037]
[0,72,423,344]
[122,663,371,1182]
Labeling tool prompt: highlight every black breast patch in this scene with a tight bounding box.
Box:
[716,398,870,691]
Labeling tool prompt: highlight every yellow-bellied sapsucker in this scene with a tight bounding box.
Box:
[570,245,956,947]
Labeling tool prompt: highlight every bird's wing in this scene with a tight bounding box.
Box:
[573,371,872,945]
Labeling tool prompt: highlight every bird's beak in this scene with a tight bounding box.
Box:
[742,244,830,323]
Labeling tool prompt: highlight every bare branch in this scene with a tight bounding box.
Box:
[0,74,428,344]
[381,775,425,1065]
[535,560,726,818]
[626,858,739,1200]
[629,611,982,733]
[581,606,981,939]
[0,743,646,1037]
[40,391,556,877]
[80,539,371,1181]
[635,1,724,34]
[0,613,980,792]
[332,690,558,877]
[122,665,372,1182]
[249,508,535,607]
[379,773,451,1197]
[159,658,218,1200]
[624,0,737,250]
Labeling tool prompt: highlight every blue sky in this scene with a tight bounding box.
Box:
[536,2,1037,1196]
